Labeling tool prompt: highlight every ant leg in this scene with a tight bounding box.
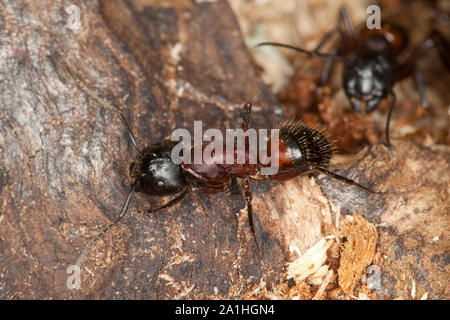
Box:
[147,188,189,214]
[244,177,261,255]
[339,6,357,48]
[256,42,344,60]
[400,29,450,72]
[313,166,379,194]
[75,183,138,269]
[414,68,429,109]
[229,176,242,196]
[318,49,338,86]
[385,91,397,149]
[239,101,252,131]
[313,29,343,87]
[431,30,450,71]
[314,29,342,52]
[239,102,259,250]
[397,39,435,80]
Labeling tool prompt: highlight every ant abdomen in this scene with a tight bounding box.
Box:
[279,120,333,169]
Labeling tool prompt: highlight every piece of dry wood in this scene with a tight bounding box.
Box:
[337,214,377,295]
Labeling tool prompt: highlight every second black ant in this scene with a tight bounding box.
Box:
[257,7,449,148]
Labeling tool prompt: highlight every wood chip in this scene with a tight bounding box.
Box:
[338,214,378,295]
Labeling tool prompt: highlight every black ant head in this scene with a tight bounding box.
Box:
[343,51,397,113]
[130,141,186,196]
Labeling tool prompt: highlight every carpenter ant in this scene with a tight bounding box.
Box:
[66,64,378,270]
[257,7,449,148]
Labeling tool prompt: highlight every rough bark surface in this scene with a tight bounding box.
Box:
[0,0,448,300]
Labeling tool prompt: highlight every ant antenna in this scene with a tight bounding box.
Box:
[65,64,141,152]
[256,42,345,60]
[75,183,138,269]
[314,166,380,194]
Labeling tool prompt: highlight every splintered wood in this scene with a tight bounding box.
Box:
[338,215,378,295]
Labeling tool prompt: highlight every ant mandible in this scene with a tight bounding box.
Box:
[66,64,378,270]
[257,7,449,148]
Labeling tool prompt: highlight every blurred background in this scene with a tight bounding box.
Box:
[228,0,450,153]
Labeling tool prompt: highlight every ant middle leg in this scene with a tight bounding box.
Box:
[75,183,138,269]
[338,6,358,49]
[243,176,264,263]
[237,101,263,258]
[384,91,397,150]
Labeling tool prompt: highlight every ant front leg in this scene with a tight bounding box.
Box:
[317,8,354,86]
[397,38,434,111]
[384,91,397,150]
[147,188,189,214]
[318,49,338,87]
[338,6,358,50]
[398,31,450,110]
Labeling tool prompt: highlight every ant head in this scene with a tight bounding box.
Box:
[130,142,186,196]
[343,51,396,113]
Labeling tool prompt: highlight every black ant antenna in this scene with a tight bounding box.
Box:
[66,64,143,268]
[256,42,345,60]
[75,183,138,268]
[65,64,141,152]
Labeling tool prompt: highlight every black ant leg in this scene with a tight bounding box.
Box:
[147,188,189,214]
[256,42,344,60]
[313,166,379,194]
[314,12,353,86]
[75,183,138,268]
[319,49,338,86]
[399,39,435,76]
[244,176,260,254]
[414,68,429,109]
[339,6,357,48]
[314,29,342,52]
[239,100,252,131]
[75,185,188,269]
[385,91,397,149]
[229,176,242,196]
[238,101,261,255]
[431,30,450,71]
[314,30,343,86]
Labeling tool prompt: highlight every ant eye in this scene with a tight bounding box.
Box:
[155,180,165,190]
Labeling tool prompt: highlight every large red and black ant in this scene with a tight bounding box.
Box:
[66,64,378,270]
[257,7,449,148]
